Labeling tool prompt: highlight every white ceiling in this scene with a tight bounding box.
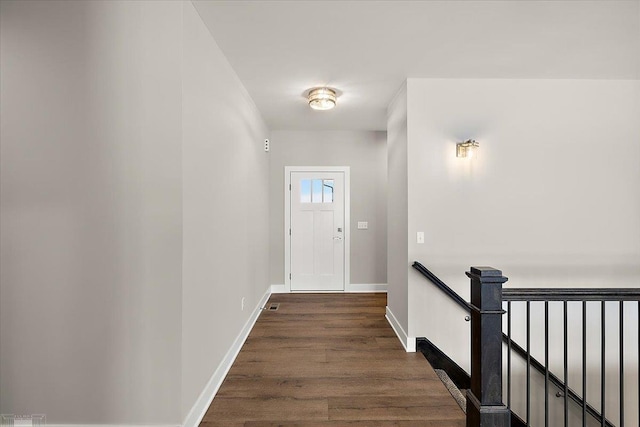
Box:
[193,1,640,131]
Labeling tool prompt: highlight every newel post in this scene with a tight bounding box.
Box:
[466,266,510,427]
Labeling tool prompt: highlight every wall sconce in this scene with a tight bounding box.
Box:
[456,139,479,158]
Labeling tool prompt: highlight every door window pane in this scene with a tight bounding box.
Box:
[323,180,334,203]
[300,179,311,203]
[312,179,323,203]
[300,178,335,203]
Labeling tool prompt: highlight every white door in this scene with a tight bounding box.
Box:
[290,171,345,291]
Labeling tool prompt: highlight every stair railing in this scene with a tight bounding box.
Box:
[413,261,640,427]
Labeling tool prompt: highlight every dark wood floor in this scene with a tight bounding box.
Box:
[200,293,465,426]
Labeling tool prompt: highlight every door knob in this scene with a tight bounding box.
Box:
[333,236,343,241]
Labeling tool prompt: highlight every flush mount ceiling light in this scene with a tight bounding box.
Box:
[456,139,480,158]
[308,87,337,111]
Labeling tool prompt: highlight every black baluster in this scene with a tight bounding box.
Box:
[602,301,606,427]
[508,300,512,409]
[583,301,587,427]
[564,300,568,426]
[620,301,624,427]
[527,300,531,426]
[545,301,549,427]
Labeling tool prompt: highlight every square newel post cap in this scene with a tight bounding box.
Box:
[466,266,508,284]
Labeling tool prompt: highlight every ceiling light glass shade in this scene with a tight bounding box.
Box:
[308,88,337,110]
[456,139,479,158]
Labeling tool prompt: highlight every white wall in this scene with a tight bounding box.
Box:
[268,130,387,287]
[0,1,183,423]
[0,1,271,425]
[386,84,409,338]
[181,1,269,421]
[405,78,640,373]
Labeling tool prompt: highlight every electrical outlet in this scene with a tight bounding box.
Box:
[357,221,368,230]
[417,232,425,244]
[241,297,245,311]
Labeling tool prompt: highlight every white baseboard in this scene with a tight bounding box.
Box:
[46,425,179,427]
[270,283,286,293]
[182,286,271,427]
[406,335,416,352]
[272,283,386,293]
[347,283,387,293]
[385,306,415,353]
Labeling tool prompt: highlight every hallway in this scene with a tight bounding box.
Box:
[200,293,465,426]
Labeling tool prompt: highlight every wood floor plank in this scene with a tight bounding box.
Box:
[199,293,465,426]
[216,377,456,399]
[199,423,244,427]
[224,359,435,379]
[251,325,396,338]
[328,396,464,421]
[233,348,327,364]
[324,349,427,364]
[375,336,407,350]
[203,397,328,422]
[241,335,378,351]
[245,422,464,427]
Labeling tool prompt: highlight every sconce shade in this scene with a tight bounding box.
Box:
[456,139,479,158]
[308,87,337,110]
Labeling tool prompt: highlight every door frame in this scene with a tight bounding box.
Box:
[284,166,350,293]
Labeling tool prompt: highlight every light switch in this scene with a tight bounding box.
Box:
[357,221,368,230]
[417,232,425,244]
